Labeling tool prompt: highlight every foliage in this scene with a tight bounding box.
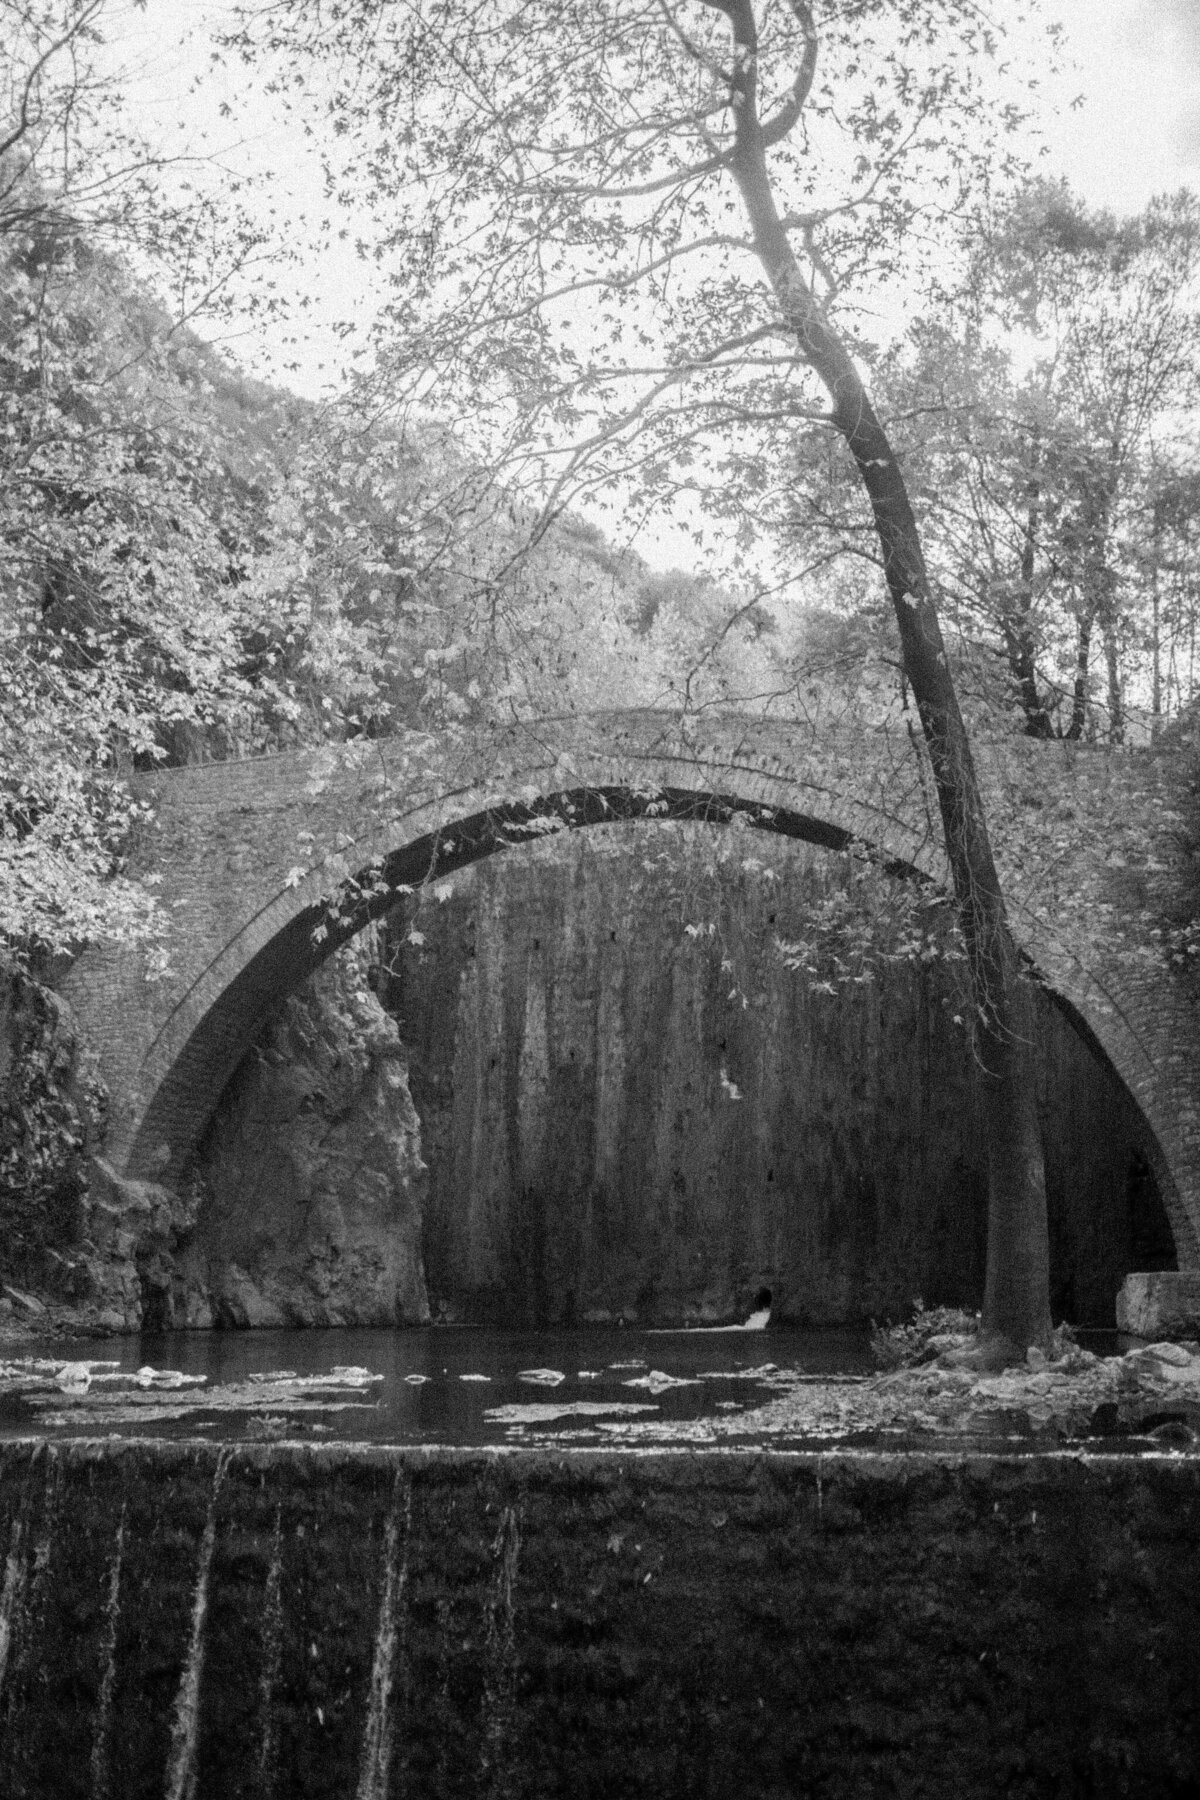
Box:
[2,0,287,322]
[0,212,306,959]
[221,0,1048,623]
[775,863,962,993]
[870,1298,979,1368]
[0,0,309,965]
[861,181,1200,743]
[0,974,99,1289]
[252,403,798,736]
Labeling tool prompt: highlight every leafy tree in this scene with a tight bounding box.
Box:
[2,0,286,321]
[0,0,328,965]
[861,183,1200,742]
[1137,459,1200,731]
[0,214,302,958]
[226,0,1061,1357]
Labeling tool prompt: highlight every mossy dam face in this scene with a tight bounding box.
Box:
[0,1440,1198,1799]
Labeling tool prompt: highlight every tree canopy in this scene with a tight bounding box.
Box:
[225,1,1046,571]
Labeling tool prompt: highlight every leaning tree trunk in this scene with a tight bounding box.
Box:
[717,0,1052,1355]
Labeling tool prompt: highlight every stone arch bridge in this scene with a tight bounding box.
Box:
[62,709,1200,1267]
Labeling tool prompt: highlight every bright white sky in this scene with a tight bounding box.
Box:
[1039,0,1200,210]
[107,0,1200,392]
[99,0,1200,569]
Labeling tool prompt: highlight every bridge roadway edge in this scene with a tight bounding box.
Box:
[59,710,1200,1268]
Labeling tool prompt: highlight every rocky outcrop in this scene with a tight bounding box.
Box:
[383,826,1175,1330]
[1116,1271,1200,1339]
[170,940,429,1328]
[80,1157,195,1332]
[0,946,429,1336]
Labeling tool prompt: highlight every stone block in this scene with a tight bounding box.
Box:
[1116,1270,1200,1338]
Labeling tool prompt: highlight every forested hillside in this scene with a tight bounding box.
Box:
[11,188,1199,974]
[1,196,809,971]
[5,176,1199,977]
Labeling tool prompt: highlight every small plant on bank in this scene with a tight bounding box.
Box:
[870,1298,980,1369]
[873,1301,1087,1371]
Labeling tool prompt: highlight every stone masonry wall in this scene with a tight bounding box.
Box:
[387,828,1175,1330]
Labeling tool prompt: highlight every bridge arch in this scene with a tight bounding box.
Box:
[61,713,1200,1268]
[119,783,929,1187]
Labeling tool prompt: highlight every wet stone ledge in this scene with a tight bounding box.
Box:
[0,1441,1198,1799]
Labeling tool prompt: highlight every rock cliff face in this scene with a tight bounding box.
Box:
[383,826,1174,1329]
[169,940,429,1329]
[0,943,429,1336]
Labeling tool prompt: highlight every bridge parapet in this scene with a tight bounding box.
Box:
[61,709,1200,1265]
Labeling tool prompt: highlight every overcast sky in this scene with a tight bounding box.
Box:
[1042,0,1200,209]
[106,0,1200,397]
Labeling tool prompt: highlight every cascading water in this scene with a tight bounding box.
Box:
[0,1437,1195,1797]
[356,1470,413,1800]
[0,1509,26,1705]
[89,1502,126,1800]
[163,1448,230,1800]
[0,1452,55,1725]
[480,1505,521,1796]
[255,1506,284,1798]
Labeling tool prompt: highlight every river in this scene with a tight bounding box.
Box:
[0,1323,879,1447]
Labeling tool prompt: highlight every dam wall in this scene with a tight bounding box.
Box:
[0,1440,1197,1798]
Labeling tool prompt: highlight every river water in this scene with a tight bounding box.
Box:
[0,1323,878,1448]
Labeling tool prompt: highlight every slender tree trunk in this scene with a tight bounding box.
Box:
[1150,497,1164,741]
[1101,614,1124,745]
[1004,471,1052,737]
[1007,478,1050,738]
[715,0,1051,1357]
[1065,607,1092,741]
[1151,578,1162,738]
[1079,479,1121,742]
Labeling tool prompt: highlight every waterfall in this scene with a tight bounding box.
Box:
[0,1447,53,1707]
[0,1512,27,1706]
[90,1502,126,1800]
[29,1457,57,1621]
[256,1506,285,1797]
[356,1470,413,1800]
[480,1504,521,1793]
[163,1450,230,1800]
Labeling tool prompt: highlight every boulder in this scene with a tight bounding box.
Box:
[82,1156,196,1332]
[172,939,429,1328]
[1116,1271,1200,1340]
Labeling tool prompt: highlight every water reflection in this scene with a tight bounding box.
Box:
[0,1325,876,1447]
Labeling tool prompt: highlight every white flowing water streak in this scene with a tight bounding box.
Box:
[0,1513,27,1705]
[90,1503,127,1800]
[255,1505,285,1796]
[0,1453,57,1712]
[356,1471,413,1800]
[163,1450,231,1800]
[481,1505,522,1793]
